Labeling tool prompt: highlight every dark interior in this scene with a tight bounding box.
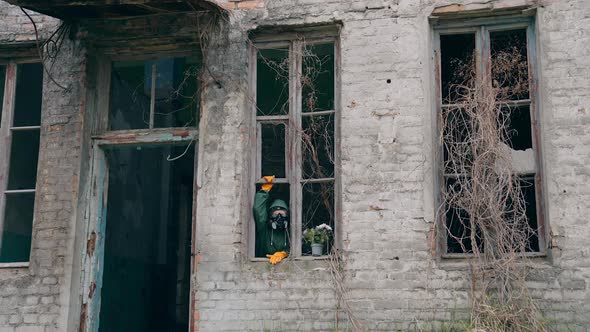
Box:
[99,144,194,332]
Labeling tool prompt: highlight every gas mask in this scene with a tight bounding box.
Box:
[269,214,289,230]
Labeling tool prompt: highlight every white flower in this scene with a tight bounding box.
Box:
[316,223,332,232]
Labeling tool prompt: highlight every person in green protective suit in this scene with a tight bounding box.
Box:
[253,175,289,265]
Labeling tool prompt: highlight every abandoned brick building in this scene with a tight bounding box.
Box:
[0,0,589,331]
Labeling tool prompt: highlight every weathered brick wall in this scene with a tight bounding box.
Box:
[195,0,590,331]
[0,2,85,332]
[0,0,589,331]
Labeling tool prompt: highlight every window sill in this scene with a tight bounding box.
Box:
[0,262,29,269]
[249,255,330,263]
[442,251,547,259]
[438,251,550,270]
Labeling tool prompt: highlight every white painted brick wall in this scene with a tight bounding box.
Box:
[0,0,588,331]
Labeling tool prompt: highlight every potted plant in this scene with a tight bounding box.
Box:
[303,223,333,256]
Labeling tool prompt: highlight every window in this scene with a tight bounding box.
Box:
[109,56,200,130]
[0,62,43,263]
[251,35,339,258]
[434,18,545,255]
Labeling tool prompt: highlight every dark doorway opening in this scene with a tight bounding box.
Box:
[99,144,194,332]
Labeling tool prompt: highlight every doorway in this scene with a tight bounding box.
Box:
[97,144,194,332]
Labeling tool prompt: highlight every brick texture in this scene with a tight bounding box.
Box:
[0,0,588,331]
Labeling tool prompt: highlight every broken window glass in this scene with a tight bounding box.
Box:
[491,29,529,101]
[100,144,194,332]
[301,182,334,256]
[302,114,335,179]
[260,123,286,178]
[14,63,43,127]
[440,33,475,104]
[256,48,289,116]
[110,60,150,130]
[438,24,541,255]
[498,105,533,151]
[7,130,40,190]
[302,43,335,113]
[0,65,5,127]
[153,57,200,128]
[0,193,35,263]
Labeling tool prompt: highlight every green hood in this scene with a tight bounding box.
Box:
[270,199,289,212]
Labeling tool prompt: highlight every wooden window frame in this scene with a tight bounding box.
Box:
[93,51,200,136]
[432,16,547,258]
[249,32,341,260]
[0,59,43,267]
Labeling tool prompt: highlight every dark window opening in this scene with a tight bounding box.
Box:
[301,182,334,256]
[0,193,35,262]
[302,43,335,113]
[498,105,533,151]
[100,145,193,332]
[256,48,289,116]
[7,130,40,190]
[14,63,43,127]
[440,33,475,103]
[445,177,482,254]
[153,57,200,128]
[302,114,335,179]
[261,123,286,178]
[0,62,42,263]
[110,56,200,131]
[110,60,150,130]
[520,176,539,252]
[444,176,540,254]
[491,29,529,100]
[442,108,473,175]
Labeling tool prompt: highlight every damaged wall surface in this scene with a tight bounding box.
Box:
[0,0,589,331]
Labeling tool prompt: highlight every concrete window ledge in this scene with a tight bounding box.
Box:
[0,262,30,269]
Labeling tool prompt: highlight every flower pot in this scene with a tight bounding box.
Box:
[311,243,323,256]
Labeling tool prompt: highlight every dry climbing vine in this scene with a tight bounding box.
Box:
[439,43,547,331]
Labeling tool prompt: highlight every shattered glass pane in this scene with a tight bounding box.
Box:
[0,65,5,127]
[301,181,334,256]
[153,56,200,128]
[491,29,529,100]
[498,105,533,151]
[261,123,286,178]
[110,60,150,130]
[440,33,475,104]
[302,43,335,113]
[302,114,335,179]
[14,63,43,127]
[7,130,40,190]
[257,48,289,116]
[0,193,35,263]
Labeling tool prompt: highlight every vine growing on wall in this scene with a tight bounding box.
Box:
[438,45,547,331]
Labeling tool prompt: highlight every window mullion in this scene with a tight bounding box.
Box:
[149,63,157,129]
[290,40,303,257]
